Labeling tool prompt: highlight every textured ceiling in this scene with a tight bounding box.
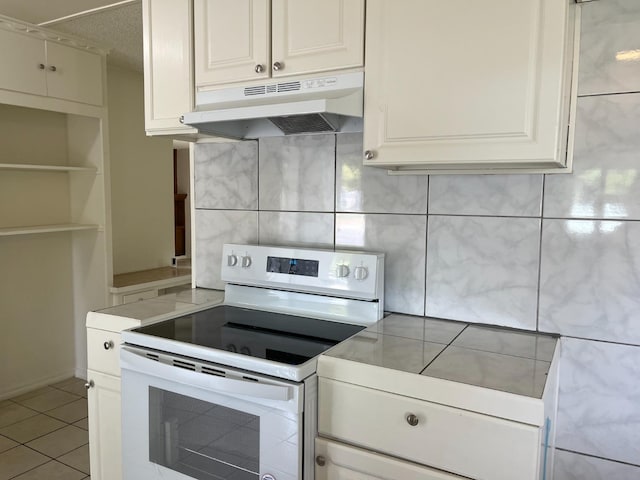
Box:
[0,0,143,73]
[49,1,143,73]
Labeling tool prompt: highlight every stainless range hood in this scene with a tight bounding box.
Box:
[181,72,363,139]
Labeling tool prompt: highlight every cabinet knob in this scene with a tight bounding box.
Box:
[273,61,284,71]
[179,115,185,124]
[103,340,114,350]
[406,413,419,426]
[364,150,375,161]
[48,65,57,72]
[315,455,326,466]
[37,63,45,70]
[85,380,95,390]
[255,64,265,74]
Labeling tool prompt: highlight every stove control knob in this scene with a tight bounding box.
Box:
[227,254,238,267]
[336,264,350,278]
[241,255,252,268]
[354,266,369,281]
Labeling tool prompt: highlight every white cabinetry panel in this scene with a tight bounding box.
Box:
[363,0,578,173]
[46,42,103,106]
[318,378,540,480]
[87,370,122,480]
[271,0,364,78]
[315,438,465,480]
[0,28,47,96]
[142,0,198,135]
[195,0,270,87]
[194,0,363,89]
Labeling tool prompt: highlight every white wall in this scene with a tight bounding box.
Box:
[107,66,174,275]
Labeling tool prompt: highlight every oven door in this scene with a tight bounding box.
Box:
[120,346,303,480]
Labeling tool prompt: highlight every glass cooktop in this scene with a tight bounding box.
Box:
[131,305,365,366]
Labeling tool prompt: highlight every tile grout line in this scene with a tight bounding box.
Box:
[1,379,90,479]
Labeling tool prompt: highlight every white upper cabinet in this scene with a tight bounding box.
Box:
[363,0,579,174]
[195,0,270,87]
[271,0,365,78]
[194,0,364,89]
[46,41,103,106]
[0,22,104,106]
[0,28,47,97]
[142,0,198,136]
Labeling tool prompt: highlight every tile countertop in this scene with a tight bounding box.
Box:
[110,266,192,294]
[318,314,560,427]
[86,288,225,331]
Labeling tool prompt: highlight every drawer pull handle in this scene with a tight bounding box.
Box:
[406,413,419,426]
[103,340,114,350]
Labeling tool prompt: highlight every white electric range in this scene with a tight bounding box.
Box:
[120,244,384,480]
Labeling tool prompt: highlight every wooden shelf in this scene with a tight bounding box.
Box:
[0,163,97,173]
[0,223,100,237]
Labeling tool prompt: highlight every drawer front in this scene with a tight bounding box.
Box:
[315,438,465,480]
[122,289,158,304]
[87,328,121,376]
[318,378,539,480]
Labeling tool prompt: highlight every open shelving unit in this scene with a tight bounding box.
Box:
[0,63,111,398]
[0,163,98,173]
[0,223,100,237]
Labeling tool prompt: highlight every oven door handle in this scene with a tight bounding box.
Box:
[121,348,293,402]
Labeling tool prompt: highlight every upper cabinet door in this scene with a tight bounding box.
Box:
[142,0,197,135]
[271,0,364,78]
[46,42,103,106]
[195,0,270,87]
[363,0,578,173]
[0,29,47,97]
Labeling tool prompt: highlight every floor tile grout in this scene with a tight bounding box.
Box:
[0,378,90,479]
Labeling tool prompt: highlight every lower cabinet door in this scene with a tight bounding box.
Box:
[87,370,122,480]
[314,438,466,480]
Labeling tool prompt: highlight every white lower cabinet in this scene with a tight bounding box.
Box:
[87,326,127,480]
[315,438,465,480]
[87,370,122,480]
[318,378,542,480]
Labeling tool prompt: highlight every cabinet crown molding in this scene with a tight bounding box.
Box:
[0,14,109,55]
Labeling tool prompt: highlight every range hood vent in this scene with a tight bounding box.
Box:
[269,113,338,135]
[182,72,363,139]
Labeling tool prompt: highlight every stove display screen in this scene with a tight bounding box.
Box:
[267,256,319,277]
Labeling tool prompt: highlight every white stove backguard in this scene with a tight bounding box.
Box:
[221,244,385,321]
[222,244,384,300]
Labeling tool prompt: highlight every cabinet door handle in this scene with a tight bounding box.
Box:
[85,380,95,389]
[48,65,57,72]
[37,63,45,70]
[273,61,284,71]
[315,455,326,466]
[364,150,375,161]
[406,413,419,426]
[255,64,264,74]
[103,340,114,350]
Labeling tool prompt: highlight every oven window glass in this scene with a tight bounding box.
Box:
[149,387,259,480]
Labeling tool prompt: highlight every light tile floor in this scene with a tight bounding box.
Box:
[0,378,90,480]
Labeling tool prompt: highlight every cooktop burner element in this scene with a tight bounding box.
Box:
[132,305,366,366]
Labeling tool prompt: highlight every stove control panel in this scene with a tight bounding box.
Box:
[221,244,384,301]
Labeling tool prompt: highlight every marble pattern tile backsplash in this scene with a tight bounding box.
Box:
[194,1,640,475]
